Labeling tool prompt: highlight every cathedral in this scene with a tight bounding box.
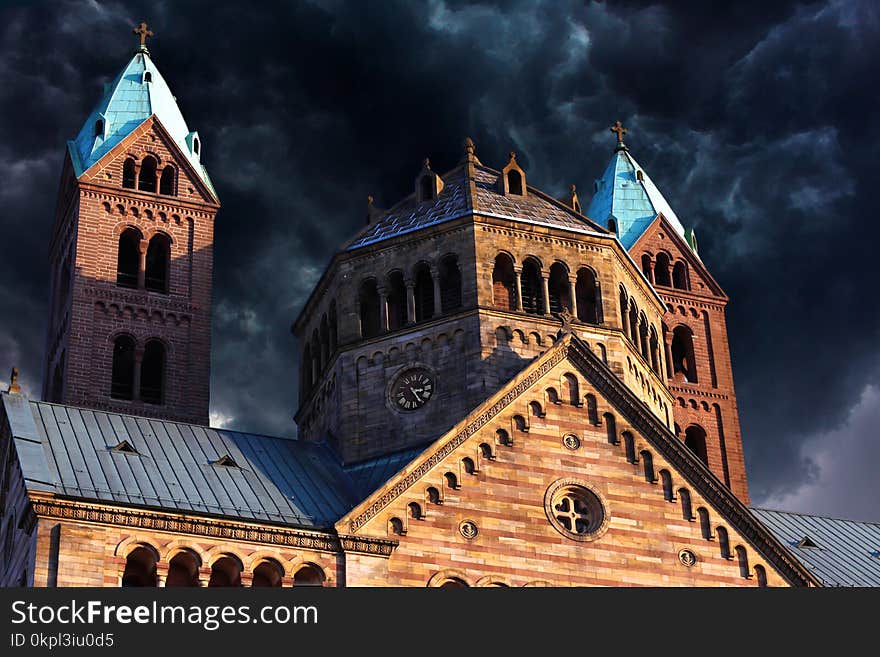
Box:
[0,28,877,588]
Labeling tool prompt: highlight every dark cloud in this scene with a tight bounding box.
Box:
[0,0,877,520]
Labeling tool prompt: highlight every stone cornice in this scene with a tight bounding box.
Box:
[82,284,198,315]
[79,185,218,218]
[565,338,820,587]
[660,290,727,312]
[29,496,397,557]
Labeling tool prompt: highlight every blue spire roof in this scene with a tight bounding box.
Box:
[586,144,691,254]
[68,47,217,200]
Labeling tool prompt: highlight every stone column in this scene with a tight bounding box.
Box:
[664,331,674,379]
[431,266,442,317]
[198,566,212,587]
[138,239,149,289]
[377,285,389,332]
[595,280,604,323]
[132,347,144,401]
[240,572,254,587]
[513,267,524,312]
[568,276,578,319]
[156,562,169,587]
[405,278,416,324]
[541,274,551,315]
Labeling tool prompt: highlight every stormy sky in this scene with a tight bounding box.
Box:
[0,0,877,522]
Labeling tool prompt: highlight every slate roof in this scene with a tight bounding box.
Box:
[586,144,691,253]
[68,47,217,200]
[346,162,606,250]
[1,393,359,528]
[751,507,880,587]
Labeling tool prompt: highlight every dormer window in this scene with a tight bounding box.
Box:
[143,71,152,83]
[498,151,527,197]
[507,170,522,195]
[93,119,104,138]
[193,137,200,156]
[607,218,617,234]
[419,174,433,201]
[415,158,443,202]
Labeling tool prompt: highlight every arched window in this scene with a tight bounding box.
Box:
[426,486,441,504]
[94,119,104,137]
[649,326,660,374]
[672,261,689,290]
[358,280,381,338]
[604,413,617,444]
[320,314,330,369]
[623,431,636,463]
[293,564,325,587]
[252,560,283,587]
[408,502,423,520]
[144,233,170,293]
[419,175,434,201]
[685,425,709,467]
[193,137,200,156]
[671,326,697,383]
[547,262,571,315]
[575,268,599,324]
[754,565,768,587]
[438,577,469,588]
[479,443,493,459]
[138,156,158,193]
[679,488,694,520]
[121,546,157,587]
[492,253,516,311]
[413,263,434,322]
[159,165,175,195]
[513,415,527,432]
[144,71,152,83]
[385,271,406,331]
[547,388,560,405]
[562,373,579,405]
[585,394,599,425]
[301,342,312,399]
[439,255,462,313]
[389,517,405,535]
[507,169,523,195]
[209,556,242,587]
[140,339,165,405]
[520,259,544,315]
[444,472,458,490]
[628,302,639,345]
[529,400,544,419]
[735,546,750,578]
[111,335,136,400]
[660,470,674,501]
[698,507,712,539]
[311,329,321,378]
[328,302,338,353]
[641,254,653,282]
[638,315,650,361]
[166,550,200,587]
[496,428,512,445]
[607,218,617,234]
[654,252,671,286]
[641,450,655,482]
[122,158,136,189]
[717,527,732,559]
[462,457,476,475]
[619,288,629,335]
[116,228,141,288]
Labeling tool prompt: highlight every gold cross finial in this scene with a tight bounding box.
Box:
[610,120,627,145]
[133,22,153,49]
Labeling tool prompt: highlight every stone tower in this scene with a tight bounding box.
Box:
[293,140,675,465]
[587,125,749,501]
[42,30,220,424]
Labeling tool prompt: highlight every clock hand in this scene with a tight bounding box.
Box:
[409,387,422,400]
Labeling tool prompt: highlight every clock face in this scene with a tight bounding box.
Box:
[391,368,435,412]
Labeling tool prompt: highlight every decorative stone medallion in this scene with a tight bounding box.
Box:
[459,520,479,540]
[562,434,581,450]
[544,478,610,542]
[678,548,698,567]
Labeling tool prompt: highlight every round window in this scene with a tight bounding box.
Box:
[544,479,609,542]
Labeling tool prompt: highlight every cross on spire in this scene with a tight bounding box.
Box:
[610,120,627,145]
[133,22,153,50]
